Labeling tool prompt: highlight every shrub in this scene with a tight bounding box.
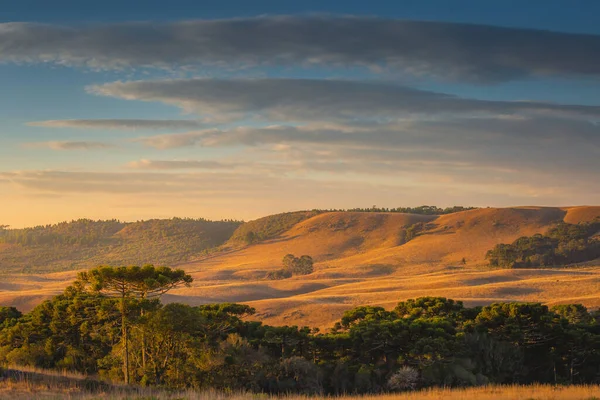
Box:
[388,366,419,391]
[265,269,292,280]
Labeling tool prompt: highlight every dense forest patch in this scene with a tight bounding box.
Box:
[0,218,241,273]
[486,220,600,268]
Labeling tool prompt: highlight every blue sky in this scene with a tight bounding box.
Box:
[1,1,599,226]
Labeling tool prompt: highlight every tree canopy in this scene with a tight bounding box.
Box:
[486,220,600,268]
[1,278,599,394]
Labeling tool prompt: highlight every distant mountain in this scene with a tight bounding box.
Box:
[0,218,241,273]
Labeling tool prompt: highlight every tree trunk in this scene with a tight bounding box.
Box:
[121,296,130,385]
[141,308,146,371]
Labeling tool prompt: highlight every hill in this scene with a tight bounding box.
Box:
[0,206,599,329]
[0,218,241,273]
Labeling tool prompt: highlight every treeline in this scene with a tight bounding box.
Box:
[0,219,125,246]
[314,205,477,215]
[0,267,599,394]
[486,220,600,268]
[0,218,242,273]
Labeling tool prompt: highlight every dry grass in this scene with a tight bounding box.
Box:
[0,377,599,400]
[1,207,599,329]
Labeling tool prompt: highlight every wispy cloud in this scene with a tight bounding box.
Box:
[3,17,600,81]
[89,78,600,123]
[27,119,206,130]
[131,116,600,185]
[24,141,115,150]
[127,159,242,170]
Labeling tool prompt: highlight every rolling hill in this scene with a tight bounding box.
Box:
[0,218,241,273]
[0,206,599,329]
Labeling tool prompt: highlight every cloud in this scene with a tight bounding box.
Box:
[127,159,241,170]
[135,116,600,151]
[89,78,600,122]
[132,116,600,185]
[27,119,206,130]
[24,141,115,150]
[1,164,596,215]
[2,17,600,81]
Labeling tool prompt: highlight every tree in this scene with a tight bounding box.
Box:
[0,306,22,328]
[282,254,314,276]
[244,231,257,245]
[293,256,314,275]
[282,254,297,270]
[76,265,192,384]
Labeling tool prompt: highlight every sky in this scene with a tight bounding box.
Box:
[1,0,599,227]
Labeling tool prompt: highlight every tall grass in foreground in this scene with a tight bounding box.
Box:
[0,379,599,400]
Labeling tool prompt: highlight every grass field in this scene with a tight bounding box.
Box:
[1,376,599,400]
[0,206,598,329]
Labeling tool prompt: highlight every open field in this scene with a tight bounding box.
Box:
[0,206,598,329]
[0,374,599,400]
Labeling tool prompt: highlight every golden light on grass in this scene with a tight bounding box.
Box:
[0,375,600,400]
[0,206,599,329]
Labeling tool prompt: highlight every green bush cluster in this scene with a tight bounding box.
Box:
[486,220,600,268]
[266,254,314,280]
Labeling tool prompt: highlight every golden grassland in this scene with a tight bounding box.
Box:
[0,373,599,400]
[1,365,600,399]
[0,206,599,329]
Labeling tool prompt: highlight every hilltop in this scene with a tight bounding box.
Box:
[0,218,241,273]
[0,206,599,328]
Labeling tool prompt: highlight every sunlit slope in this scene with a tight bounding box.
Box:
[1,206,599,329]
[161,206,600,327]
[187,206,598,281]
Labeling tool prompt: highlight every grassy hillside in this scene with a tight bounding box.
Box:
[173,206,600,327]
[0,218,241,273]
[0,206,599,329]
[227,211,320,245]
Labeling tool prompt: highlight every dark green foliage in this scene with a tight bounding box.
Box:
[265,269,293,280]
[0,218,242,273]
[266,254,314,280]
[1,277,600,393]
[282,254,314,276]
[486,220,600,268]
[0,306,22,329]
[76,265,193,384]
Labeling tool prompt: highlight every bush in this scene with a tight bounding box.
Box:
[276,356,322,394]
[388,366,419,391]
[281,254,314,276]
[266,269,293,280]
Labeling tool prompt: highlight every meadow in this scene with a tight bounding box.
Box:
[1,374,599,400]
[1,206,598,328]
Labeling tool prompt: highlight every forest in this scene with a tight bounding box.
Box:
[486,220,600,268]
[0,265,599,395]
[0,218,241,273]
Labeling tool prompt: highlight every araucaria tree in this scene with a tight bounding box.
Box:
[76,265,192,384]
